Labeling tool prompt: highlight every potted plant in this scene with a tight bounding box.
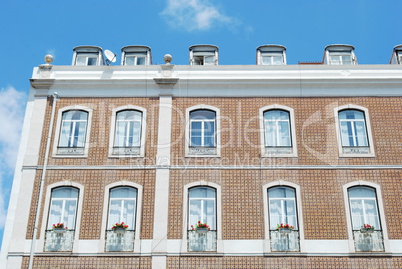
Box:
[191,221,210,234]
[112,222,129,234]
[52,223,67,233]
[277,223,294,233]
[360,224,374,233]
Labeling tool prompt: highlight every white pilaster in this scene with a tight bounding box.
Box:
[152,95,172,268]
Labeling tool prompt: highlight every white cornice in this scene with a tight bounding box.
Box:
[31,65,402,97]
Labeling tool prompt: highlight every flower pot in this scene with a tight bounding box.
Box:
[278,228,291,233]
[113,227,126,234]
[53,228,66,233]
[360,228,374,233]
[196,228,208,234]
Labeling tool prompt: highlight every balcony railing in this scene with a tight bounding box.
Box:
[353,230,384,252]
[188,230,217,251]
[44,230,74,251]
[105,230,135,252]
[270,230,300,252]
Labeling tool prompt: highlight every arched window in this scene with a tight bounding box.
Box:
[348,186,380,231]
[189,110,216,148]
[268,186,298,230]
[347,185,385,252]
[107,187,137,231]
[339,110,368,148]
[188,187,216,230]
[264,110,292,148]
[335,105,374,157]
[58,110,88,149]
[47,187,79,230]
[114,110,143,149]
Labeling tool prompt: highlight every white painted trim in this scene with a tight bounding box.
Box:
[342,181,390,252]
[262,181,305,252]
[259,104,298,157]
[181,181,222,253]
[52,105,93,158]
[334,104,375,157]
[39,181,85,253]
[185,105,221,157]
[99,181,143,253]
[107,105,147,158]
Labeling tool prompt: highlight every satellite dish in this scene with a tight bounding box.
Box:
[104,49,116,65]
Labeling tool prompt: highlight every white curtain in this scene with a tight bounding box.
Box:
[48,187,78,229]
[349,187,380,230]
[188,187,216,230]
[268,187,297,230]
[107,187,137,230]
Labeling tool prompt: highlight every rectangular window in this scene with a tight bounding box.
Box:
[189,110,216,155]
[261,52,284,65]
[124,53,146,65]
[329,52,353,65]
[75,53,98,66]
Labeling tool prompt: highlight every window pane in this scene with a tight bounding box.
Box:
[264,110,291,147]
[354,121,368,146]
[59,111,88,148]
[188,187,216,230]
[190,110,216,148]
[125,57,135,65]
[268,187,298,230]
[136,57,146,65]
[114,110,142,148]
[48,187,78,229]
[348,187,381,230]
[108,187,137,229]
[87,57,97,66]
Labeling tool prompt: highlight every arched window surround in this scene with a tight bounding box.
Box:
[342,181,390,252]
[334,104,375,157]
[262,181,304,252]
[52,105,93,157]
[185,105,221,157]
[100,181,143,252]
[259,104,298,157]
[108,105,147,157]
[181,181,222,252]
[39,181,84,253]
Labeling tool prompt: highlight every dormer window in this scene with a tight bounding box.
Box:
[121,45,152,66]
[72,46,103,66]
[189,45,218,65]
[324,45,357,65]
[257,45,286,65]
[389,44,402,64]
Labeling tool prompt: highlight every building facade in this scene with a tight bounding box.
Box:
[1,44,402,268]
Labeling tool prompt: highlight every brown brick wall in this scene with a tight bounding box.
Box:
[21,255,402,269]
[168,169,402,240]
[170,97,402,166]
[22,256,151,269]
[167,256,402,269]
[38,97,159,166]
[26,169,155,240]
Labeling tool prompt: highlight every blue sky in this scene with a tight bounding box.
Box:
[0,0,401,250]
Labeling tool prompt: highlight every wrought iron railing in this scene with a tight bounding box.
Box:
[105,230,135,252]
[44,230,74,251]
[270,230,300,252]
[187,230,217,251]
[353,230,384,252]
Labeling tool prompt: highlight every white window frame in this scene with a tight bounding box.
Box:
[100,181,143,253]
[259,105,297,157]
[334,104,375,157]
[39,181,84,253]
[75,53,100,66]
[52,106,92,158]
[185,105,221,157]
[343,181,390,252]
[181,181,222,253]
[108,105,146,157]
[260,52,285,65]
[262,181,304,253]
[123,53,147,66]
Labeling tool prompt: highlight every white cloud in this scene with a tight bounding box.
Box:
[0,86,26,229]
[161,0,236,31]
